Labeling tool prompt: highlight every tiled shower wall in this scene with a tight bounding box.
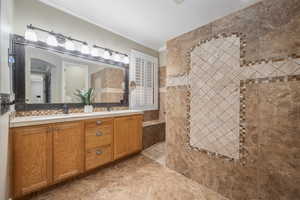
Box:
[159,65,166,121]
[166,0,300,199]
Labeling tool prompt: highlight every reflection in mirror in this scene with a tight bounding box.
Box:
[25,46,125,104]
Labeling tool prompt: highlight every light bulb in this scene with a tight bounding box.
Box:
[113,53,121,62]
[65,40,75,51]
[81,44,90,54]
[91,47,99,57]
[123,56,130,64]
[102,50,111,59]
[46,34,58,47]
[24,29,37,42]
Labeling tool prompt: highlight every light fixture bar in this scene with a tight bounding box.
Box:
[28,24,86,45]
[93,45,127,57]
[26,24,128,57]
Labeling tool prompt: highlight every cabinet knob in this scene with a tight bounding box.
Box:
[96,149,102,155]
[96,131,103,136]
[96,120,102,125]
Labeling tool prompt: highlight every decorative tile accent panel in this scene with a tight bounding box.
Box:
[188,35,241,159]
[186,34,300,160]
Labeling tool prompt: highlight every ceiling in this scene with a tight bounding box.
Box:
[38,0,258,51]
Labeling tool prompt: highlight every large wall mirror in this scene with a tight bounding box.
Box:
[12,35,129,111]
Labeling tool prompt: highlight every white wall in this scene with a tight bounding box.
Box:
[159,49,167,67]
[0,113,10,200]
[0,0,13,93]
[0,0,13,199]
[13,0,158,58]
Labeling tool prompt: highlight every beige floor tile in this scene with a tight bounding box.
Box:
[29,154,227,200]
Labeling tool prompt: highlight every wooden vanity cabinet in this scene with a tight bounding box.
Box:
[114,115,143,160]
[85,118,114,170]
[11,114,143,198]
[12,121,84,198]
[53,121,84,183]
[12,125,52,198]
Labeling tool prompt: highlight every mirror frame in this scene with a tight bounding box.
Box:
[11,34,129,111]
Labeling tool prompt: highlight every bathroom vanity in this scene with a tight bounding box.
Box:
[8,32,154,198]
[10,110,143,198]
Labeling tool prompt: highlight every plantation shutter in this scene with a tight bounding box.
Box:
[130,50,158,110]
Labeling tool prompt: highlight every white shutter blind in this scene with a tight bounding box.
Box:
[130,50,158,110]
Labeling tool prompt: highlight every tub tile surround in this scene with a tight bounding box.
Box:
[143,122,165,149]
[166,0,300,199]
[143,110,160,121]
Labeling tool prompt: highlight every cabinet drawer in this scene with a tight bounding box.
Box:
[85,145,112,170]
[85,118,113,129]
[85,126,113,149]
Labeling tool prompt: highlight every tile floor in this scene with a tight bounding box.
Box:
[29,144,227,200]
[142,142,166,166]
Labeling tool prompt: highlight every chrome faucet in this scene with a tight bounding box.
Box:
[62,104,69,114]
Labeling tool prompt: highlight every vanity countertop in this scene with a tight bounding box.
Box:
[10,110,143,128]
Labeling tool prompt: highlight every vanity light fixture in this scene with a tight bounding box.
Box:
[112,53,121,62]
[24,26,37,42]
[123,56,130,64]
[46,33,58,47]
[80,43,90,55]
[103,49,111,60]
[93,45,129,64]
[23,24,130,64]
[65,39,75,51]
[91,47,99,57]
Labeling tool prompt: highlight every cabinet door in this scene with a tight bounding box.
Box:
[114,117,129,159]
[53,121,84,183]
[13,125,52,198]
[114,115,142,160]
[127,115,143,154]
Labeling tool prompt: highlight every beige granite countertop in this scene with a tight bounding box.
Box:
[10,110,143,128]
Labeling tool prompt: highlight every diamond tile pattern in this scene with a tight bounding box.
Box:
[188,35,300,159]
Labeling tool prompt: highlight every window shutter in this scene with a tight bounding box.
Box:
[130,50,158,110]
